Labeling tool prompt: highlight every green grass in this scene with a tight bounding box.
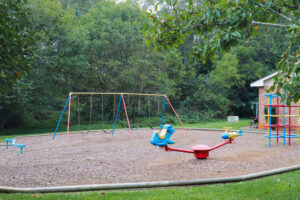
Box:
[182,118,251,130]
[0,122,115,142]
[0,170,300,199]
[0,118,251,142]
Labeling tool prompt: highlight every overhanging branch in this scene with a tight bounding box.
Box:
[256,3,293,23]
[252,20,288,27]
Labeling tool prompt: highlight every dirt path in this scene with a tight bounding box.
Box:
[1,129,300,187]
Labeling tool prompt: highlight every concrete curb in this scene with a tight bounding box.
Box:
[0,165,299,193]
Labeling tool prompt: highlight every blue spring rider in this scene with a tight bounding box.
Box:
[150,124,175,146]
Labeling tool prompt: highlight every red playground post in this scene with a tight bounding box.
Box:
[121,94,133,139]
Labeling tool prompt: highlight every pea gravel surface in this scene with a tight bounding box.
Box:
[1,129,300,187]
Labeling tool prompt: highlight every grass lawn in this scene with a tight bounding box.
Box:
[0,123,114,142]
[182,118,250,130]
[0,170,299,199]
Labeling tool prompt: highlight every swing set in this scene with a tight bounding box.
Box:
[52,92,188,142]
[52,92,243,159]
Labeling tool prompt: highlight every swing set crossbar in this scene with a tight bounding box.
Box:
[69,92,166,97]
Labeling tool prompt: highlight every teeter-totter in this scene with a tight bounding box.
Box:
[150,125,242,159]
[5,139,26,154]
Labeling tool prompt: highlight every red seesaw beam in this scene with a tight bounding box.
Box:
[163,146,194,154]
[209,139,232,151]
[162,139,232,159]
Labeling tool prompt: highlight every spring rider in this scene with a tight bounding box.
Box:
[150,125,243,159]
[150,124,175,146]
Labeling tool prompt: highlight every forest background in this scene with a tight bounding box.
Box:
[0,0,292,134]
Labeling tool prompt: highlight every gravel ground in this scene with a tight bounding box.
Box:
[1,128,300,188]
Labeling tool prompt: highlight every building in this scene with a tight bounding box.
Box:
[250,71,300,129]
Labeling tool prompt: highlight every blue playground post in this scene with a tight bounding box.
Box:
[112,95,122,135]
[264,93,278,147]
[283,99,286,145]
[53,96,70,140]
[269,95,272,147]
[282,89,286,145]
[160,97,166,128]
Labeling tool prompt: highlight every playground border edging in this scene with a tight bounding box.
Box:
[0,165,300,193]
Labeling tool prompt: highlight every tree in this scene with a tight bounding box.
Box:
[209,46,271,116]
[0,0,36,131]
[145,0,299,104]
[0,0,186,132]
[58,0,101,15]
[0,0,35,100]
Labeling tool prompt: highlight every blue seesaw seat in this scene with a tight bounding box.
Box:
[5,139,26,154]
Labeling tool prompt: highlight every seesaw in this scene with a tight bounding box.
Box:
[150,125,242,159]
[5,139,26,154]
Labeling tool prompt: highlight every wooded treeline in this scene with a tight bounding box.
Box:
[0,0,291,132]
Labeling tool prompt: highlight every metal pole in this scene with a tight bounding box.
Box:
[112,96,122,135]
[67,95,72,143]
[53,96,70,140]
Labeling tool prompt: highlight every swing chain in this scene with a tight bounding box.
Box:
[89,94,93,132]
[78,95,80,131]
[102,93,104,129]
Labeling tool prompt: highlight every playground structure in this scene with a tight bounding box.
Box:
[264,93,300,147]
[53,92,189,142]
[4,139,26,154]
[151,125,242,159]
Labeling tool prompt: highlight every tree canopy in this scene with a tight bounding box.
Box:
[145,0,299,104]
[0,0,298,133]
[0,0,35,98]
